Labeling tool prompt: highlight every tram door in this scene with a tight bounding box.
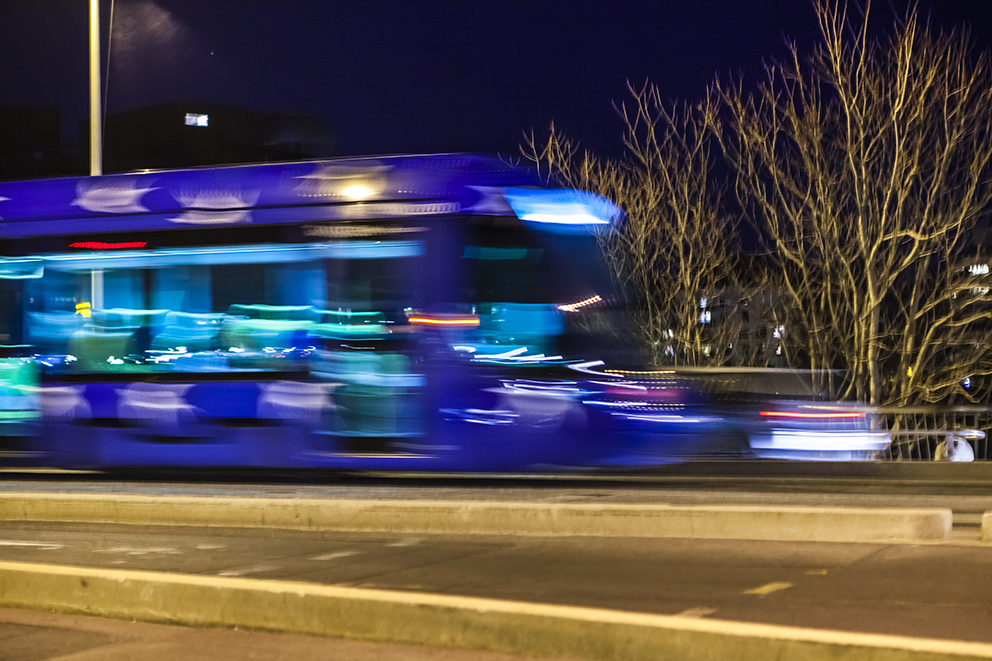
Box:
[314,235,428,455]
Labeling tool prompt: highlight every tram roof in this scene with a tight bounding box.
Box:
[0,153,619,240]
[0,154,520,235]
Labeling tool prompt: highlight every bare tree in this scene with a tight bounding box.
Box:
[522,84,746,367]
[716,0,992,404]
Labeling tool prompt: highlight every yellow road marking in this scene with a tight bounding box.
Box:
[744,582,794,595]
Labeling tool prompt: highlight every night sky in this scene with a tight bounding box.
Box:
[1,0,991,160]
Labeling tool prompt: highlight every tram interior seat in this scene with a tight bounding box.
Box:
[67,309,168,369]
[219,304,318,351]
[26,312,84,354]
[151,311,225,353]
[323,350,420,437]
[313,309,389,338]
[0,359,39,429]
[227,304,322,322]
[306,309,422,438]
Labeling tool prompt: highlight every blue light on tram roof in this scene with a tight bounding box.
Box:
[503,188,619,229]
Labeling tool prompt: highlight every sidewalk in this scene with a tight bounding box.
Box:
[0,607,570,661]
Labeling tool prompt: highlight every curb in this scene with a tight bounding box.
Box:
[2,560,991,661]
[634,460,992,482]
[0,492,952,543]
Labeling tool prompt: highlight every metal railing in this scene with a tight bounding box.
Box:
[663,368,992,461]
[875,406,992,461]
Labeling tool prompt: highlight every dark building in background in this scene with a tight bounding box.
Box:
[0,106,81,180]
[101,102,336,172]
[0,102,336,181]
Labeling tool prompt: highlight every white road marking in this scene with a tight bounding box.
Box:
[806,569,828,575]
[386,538,423,547]
[217,564,279,577]
[94,547,182,556]
[0,540,63,550]
[744,582,794,596]
[196,544,226,550]
[676,607,718,618]
[310,550,361,561]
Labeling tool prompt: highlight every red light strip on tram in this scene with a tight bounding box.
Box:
[760,411,865,419]
[407,315,480,327]
[69,241,148,249]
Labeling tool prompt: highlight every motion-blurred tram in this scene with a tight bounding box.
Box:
[0,154,890,472]
[0,154,656,472]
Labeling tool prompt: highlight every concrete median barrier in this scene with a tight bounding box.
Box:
[0,492,951,543]
[1,560,991,661]
[982,511,992,542]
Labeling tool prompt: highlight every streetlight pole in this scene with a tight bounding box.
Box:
[89,0,104,310]
[89,0,102,177]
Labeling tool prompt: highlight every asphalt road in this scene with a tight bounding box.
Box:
[1,520,991,644]
[2,466,991,659]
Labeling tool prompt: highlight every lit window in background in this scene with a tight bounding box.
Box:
[558,295,602,312]
[185,113,209,127]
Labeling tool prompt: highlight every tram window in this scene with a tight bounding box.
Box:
[26,269,82,314]
[22,237,428,369]
[102,270,146,309]
[151,266,212,312]
[465,247,547,304]
[0,281,24,345]
[459,223,549,305]
[325,255,422,319]
[211,263,268,311]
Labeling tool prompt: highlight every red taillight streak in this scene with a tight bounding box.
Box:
[760,411,864,419]
[408,316,480,327]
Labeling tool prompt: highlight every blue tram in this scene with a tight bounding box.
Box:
[0,153,691,472]
[0,154,890,471]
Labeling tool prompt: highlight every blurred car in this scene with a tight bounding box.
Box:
[737,401,890,460]
[569,362,892,463]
